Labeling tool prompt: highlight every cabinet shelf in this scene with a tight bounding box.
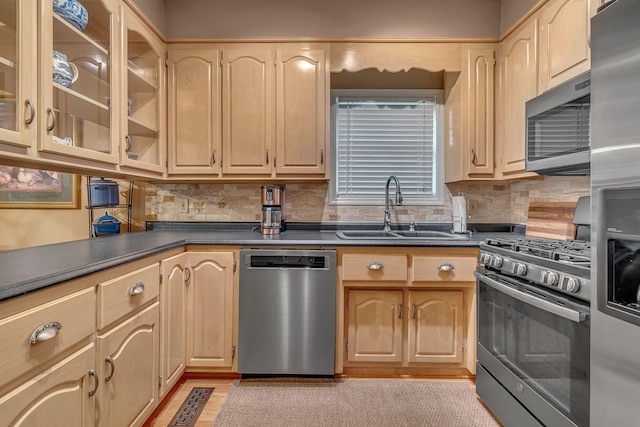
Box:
[128,116,158,137]
[53,84,110,126]
[0,56,15,69]
[53,14,108,55]
[128,65,157,93]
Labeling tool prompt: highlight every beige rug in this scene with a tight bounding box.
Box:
[213,379,500,427]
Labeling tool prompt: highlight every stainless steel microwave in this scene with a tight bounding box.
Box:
[525,71,591,175]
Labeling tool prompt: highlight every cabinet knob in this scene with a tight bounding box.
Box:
[368,262,384,270]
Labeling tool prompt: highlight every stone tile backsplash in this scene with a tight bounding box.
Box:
[146,176,590,225]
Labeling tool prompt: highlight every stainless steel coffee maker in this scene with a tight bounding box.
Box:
[261,185,285,235]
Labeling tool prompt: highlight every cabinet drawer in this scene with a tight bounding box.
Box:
[97,263,160,330]
[412,255,477,282]
[0,287,95,388]
[342,254,408,282]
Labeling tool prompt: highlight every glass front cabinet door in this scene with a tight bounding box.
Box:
[38,0,119,165]
[121,4,165,175]
[0,0,36,150]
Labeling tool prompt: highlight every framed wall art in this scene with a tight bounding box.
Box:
[0,166,80,209]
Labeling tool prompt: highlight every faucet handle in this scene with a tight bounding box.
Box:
[409,221,417,231]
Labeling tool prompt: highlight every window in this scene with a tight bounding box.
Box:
[330,89,444,206]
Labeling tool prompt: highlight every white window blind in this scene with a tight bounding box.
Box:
[331,90,443,205]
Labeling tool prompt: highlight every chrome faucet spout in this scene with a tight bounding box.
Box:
[383,175,403,231]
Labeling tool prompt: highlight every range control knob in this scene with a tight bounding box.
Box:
[541,271,559,286]
[491,256,504,268]
[512,263,527,276]
[559,276,581,293]
[478,252,491,265]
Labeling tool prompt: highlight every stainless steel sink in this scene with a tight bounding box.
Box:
[335,230,401,239]
[335,230,468,240]
[393,230,466,239]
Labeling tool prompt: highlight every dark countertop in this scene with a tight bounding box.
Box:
[0,222,524,303]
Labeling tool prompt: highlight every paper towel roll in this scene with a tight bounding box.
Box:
[452,196,467,233]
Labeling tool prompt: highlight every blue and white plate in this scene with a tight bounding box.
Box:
[53,0,88,32]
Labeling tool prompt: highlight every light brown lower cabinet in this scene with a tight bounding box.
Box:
[346,289,464,366]
[0,343,96,426]
[96,302,160,427]
[159,252,189,397]
[185,251,235,369]
[340,247,477,375]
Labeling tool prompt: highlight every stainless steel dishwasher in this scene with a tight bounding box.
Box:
[238,248,336,376]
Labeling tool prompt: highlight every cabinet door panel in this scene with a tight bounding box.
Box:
[408,291,464,364]
[0,344,95,427]
[186,252,234,368]
[120,5,165,174]
[465,48,495,176]
[222,48,274,175]
[276,46,327,175]
[498,19,538,175]
[0,0,36,149]
[38,0,119,165]
[168,47,221,175]
[97,302,159,427]
[159,253,188,397]
[347,289,403,363]
[539,0,593,92]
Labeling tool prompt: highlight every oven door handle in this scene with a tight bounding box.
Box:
[475,271,589,323]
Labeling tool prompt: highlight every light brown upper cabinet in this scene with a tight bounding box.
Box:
[496,18,539,177]
[0,0,36,151]
[119,3,166,177]
[275,46,327,176]
[538,0,601,93]
[221,45,274,176]
[38,0,120,168]
[167,45,222,176]
[221,43,328,179]
[462,45,495,178]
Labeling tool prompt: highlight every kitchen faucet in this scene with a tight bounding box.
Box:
[383,175,403,231]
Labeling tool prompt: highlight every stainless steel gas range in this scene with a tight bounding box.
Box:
[475,237,591,427]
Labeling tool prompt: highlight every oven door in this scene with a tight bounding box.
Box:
[475,268,590,427]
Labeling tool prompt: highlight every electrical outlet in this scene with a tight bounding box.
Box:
[178,197,189,214]
[468,199,478,216]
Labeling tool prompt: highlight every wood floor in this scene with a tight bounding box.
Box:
[143,378,482,427]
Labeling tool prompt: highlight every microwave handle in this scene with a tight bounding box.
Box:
[474,271,589,323]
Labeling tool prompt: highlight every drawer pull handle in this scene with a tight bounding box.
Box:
[88,369,99,396]
[368,262,384,270]
[30,321,62,345]
[129,282,145,296]
[438,263,455,271]
[46,108,56,132]
[25,100,35,125]
[105,356,115,382]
